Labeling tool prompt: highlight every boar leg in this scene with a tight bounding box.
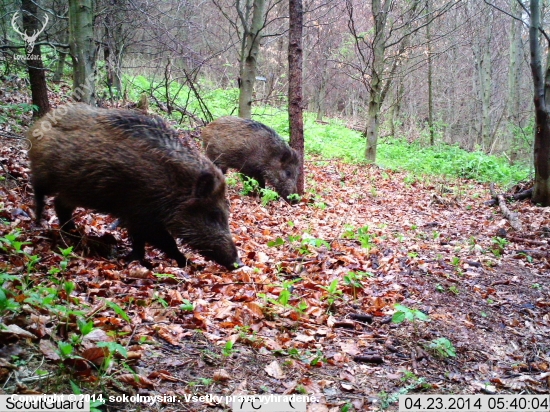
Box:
[125,229,153,268]
[32,178,47,222]
[34,191,46,223]
[146,228,190,267]
[53,198,76,232]
[127,227,189,268]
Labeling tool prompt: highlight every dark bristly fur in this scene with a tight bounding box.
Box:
[28,103,241,270]
[202,116,300,200]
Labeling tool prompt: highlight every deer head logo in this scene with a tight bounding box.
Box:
[11,12,49,54]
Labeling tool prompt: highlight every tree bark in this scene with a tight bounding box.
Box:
[288,0,304,195]
[21,0,50,117]
[68,0,96,105]
[364,0,388,163]
[529,0,550,206]
[472,3,493,150]
[238,0,265,119]
[52,30,68,83]
[426,0,434,145]
[506,0,522,162]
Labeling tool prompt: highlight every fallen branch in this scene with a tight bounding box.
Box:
[490,183,523,231]
[485,186,533,206]
[507,235,547,246]
[516,249,550,259]
[512,188,533,201]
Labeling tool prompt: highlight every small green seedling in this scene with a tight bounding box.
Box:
[427,337,456,358]
[392,303,429,324]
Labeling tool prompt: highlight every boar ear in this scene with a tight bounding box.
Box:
[195,171,216,198]
[281,148,293,163]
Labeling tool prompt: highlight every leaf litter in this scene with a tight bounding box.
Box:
[0,114,549,411]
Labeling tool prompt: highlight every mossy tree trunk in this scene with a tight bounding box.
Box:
[238,0,266,119]
[68,0,96,105]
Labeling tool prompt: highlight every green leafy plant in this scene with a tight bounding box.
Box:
[341,402,354,412]
[298,235,330,254]
[0,230,30,254]
[491,236,509,257]
[69,381,105,412]
[343,271,370,299]
[222,340,235,357]
[239,174,260,195]
[180,299,194,311]
[26,255,41,272]
[343,224,374,249]
[287,193,301,203]
[427,337,456,358]
[448,285,460,295]
[49,246,75,274]
[260,188,279,205]
[198,377,214,386]
[392,303,430,324]
[0,274,21,315]
[267,237,285,247]
[320,279,344,309]
[103,299,131,323]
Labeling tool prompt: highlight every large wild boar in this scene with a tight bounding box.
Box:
[28,104,241,270]
[201,117,300,200]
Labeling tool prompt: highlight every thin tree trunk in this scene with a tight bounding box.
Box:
[480,10,493,150]
[52,30,68,83]
[427,0,434,145]
[238,0,265,119]
[506,0,522,163]
[22,0,50,117]
[288,0,304,195]
[69,0,96,105]
[364,0,387,163]
[529,0,550,206]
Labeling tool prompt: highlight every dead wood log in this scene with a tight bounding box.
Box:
[512,188,533,201]
[490,183,523,231]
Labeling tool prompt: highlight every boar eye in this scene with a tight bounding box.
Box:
[285,170,292,178]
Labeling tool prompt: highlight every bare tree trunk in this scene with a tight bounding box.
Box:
[472,3,493,150]
[480,10,493,150]
[52,30,68,83]
[364,0,388,163]
[21,0,50,117]
[238,0,265,119]
[426,0,434,145]
[104,0,123,99]
[506,0,522,163]
[529,0,550,206]
[288,0,304,195]
[69,0,96,105]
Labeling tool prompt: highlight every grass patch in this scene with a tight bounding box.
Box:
[119,78,532,186]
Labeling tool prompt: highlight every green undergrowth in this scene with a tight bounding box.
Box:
[254,112,530,187]
[121,75,531,187]
[5,72,530,187]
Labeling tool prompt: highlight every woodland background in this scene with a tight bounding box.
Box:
[0,1,549,411]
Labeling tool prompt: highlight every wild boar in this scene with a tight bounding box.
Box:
[202,116,300,200]
[28,104,241,270]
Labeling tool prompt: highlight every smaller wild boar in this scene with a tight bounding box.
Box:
[28,104,241,270]
[201,117,300,200]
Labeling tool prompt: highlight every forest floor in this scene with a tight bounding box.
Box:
[0,102,549,411]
